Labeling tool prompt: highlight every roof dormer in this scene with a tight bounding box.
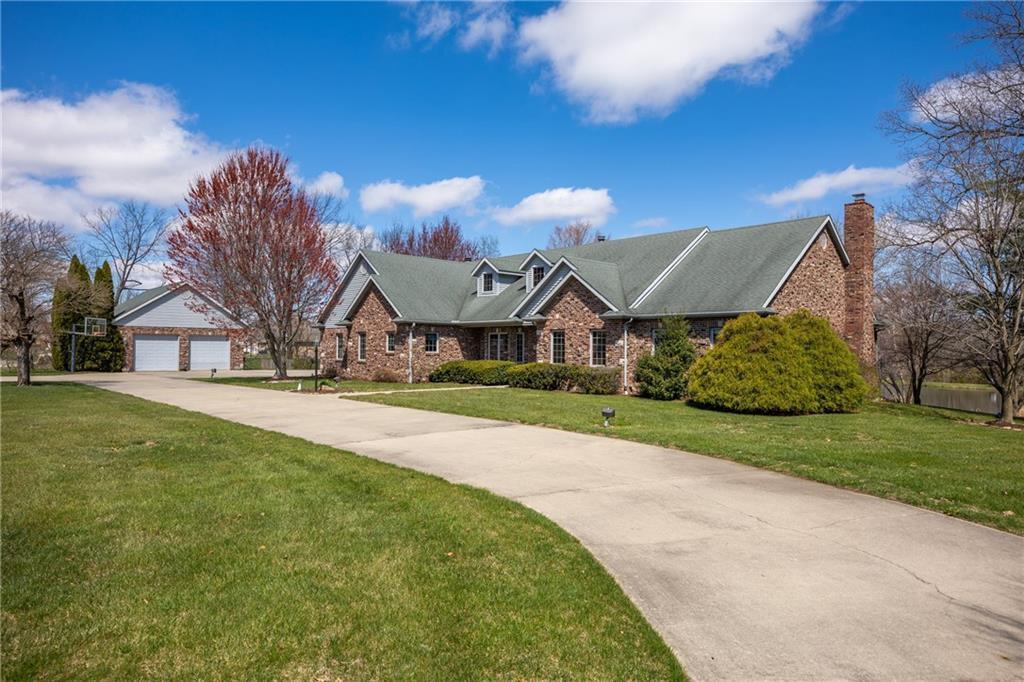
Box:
[519,250,553,292]
[471,258,519,297]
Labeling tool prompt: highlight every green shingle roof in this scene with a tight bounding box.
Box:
[635,216,832,316]
[114,284,170,318]
[328,216,839,324]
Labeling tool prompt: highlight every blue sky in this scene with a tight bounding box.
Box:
[2,2,985,258]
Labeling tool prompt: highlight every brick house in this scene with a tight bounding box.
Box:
[318,195,876,392]
[114,283,245,371]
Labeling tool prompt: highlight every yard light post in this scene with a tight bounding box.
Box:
[602,407,615,428]
[313,324,323,392]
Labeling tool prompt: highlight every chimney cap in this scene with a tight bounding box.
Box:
[596,234,607,242]
[852,192,866,202]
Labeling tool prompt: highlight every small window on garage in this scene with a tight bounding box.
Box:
[590,330,607,366]
[386,332,396,353]
[357,332,366,361]
[424,332,439,354]
[337,333,345,361]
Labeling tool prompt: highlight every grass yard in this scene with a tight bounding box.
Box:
[198,375,465,393]
[347,389,1024,534]
[1,383,683,680]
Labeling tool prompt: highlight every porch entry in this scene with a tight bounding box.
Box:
[487,331,526,362]
[487,332,507,360]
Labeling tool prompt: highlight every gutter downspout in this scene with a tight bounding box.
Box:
[622,318,633,394]
[407,322,416,384]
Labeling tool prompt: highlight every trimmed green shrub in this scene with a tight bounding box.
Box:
[430,360,515,385]
[243,355,264,370]
[634,316,697,400]
[573,366,621,395]
[688,314,819,415]
[506,363,577,390]
[688,311,868,415]
[786,310,868,412]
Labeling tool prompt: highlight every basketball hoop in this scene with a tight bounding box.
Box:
[66,317,109,372]
[72,317,108,338]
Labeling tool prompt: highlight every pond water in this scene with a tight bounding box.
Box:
[884,384,1001,415]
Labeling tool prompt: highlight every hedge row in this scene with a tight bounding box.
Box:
[507,363,620,395]
[429,360,515,385]
[430,359,620,395]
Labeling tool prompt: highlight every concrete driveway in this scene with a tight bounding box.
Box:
[24,372,1024,680]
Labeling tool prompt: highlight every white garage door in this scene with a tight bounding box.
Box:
[134,335,179,371]
[189,336,230,370]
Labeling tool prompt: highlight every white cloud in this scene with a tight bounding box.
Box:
[306,171,349,199]
[360,176,485,216]
[492,187,615,226]
[459,3,512,57]
[517,2,821,123]
[414,3,457,42]
[632,217,667,229]
[761,164,915,206]
[1,83,225,229]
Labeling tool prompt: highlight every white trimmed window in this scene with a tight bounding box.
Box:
[385,332,396,353]
[425,332,439,354]
[550,330,565,364]
[482,272,494,294]
[357,332,366,361]
[336,333,344,361]
[515,332,525,363]
[531,266,545,287]
[488,332,508,360]
[590,330,607,366]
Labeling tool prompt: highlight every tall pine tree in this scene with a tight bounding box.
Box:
[87,262,125,371]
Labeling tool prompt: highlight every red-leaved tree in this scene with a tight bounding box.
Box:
[166,148,338,379]
[379,215,497,261]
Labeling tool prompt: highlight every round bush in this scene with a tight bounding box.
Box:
[687,314,819,415]
[785,310,868,412]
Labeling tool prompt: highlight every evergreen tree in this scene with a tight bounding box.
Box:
[57,256,94,370]
[87,261,125,371]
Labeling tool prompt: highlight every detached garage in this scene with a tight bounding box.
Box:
[114,284,244,372]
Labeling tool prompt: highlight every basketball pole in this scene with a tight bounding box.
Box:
[71,333,77,373]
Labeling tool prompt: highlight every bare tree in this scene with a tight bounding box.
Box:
[876,253,963,403]
[883,2,1024,424]
[379,215,497,261]
[84,200,169,303]
[547,220,597,249]
[166,148,338,379]
[0,212,70,386]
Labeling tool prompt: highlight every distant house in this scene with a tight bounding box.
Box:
[113,283,244,371]
[318,195,876,392]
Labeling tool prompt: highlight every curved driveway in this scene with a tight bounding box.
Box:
[61,372,1024,680]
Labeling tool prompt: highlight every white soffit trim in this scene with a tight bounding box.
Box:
[630,228,709,308]
[347,276,404,320]
[318,251,378,322]
[517,270,619,318]
[517,249,554,270]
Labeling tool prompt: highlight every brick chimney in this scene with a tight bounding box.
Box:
[843,193,875,364]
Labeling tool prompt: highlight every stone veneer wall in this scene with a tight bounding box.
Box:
[842,197,876,363]
[769,231,847,336]
[323,284,476,382]
[119,326,245,371]
[532,278,625,379]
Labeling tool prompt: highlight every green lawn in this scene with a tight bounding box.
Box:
[1,383,683,680]
[198,375,465,393]
[347,389,1024,534]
